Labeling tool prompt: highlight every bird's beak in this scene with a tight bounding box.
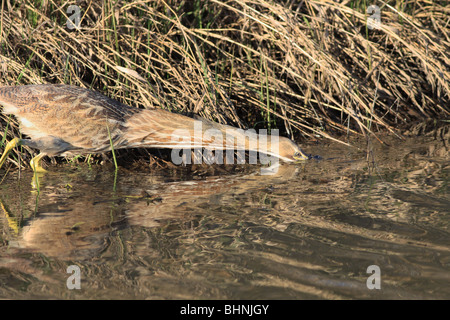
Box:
[293,149,310,161]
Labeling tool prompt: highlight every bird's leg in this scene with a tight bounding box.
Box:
[30,153,47,189]
[30,153,47,173]
[0,138,21,170]
[31,171,45,190]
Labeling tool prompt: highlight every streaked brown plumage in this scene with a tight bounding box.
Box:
[0,84,309,171]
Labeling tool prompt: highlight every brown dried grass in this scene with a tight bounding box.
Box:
[0,0,448,167]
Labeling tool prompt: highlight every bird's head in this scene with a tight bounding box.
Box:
[275,137,310,162]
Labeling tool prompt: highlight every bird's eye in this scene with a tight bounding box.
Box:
[293,151,310,160]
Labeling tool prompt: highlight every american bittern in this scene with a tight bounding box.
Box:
[0,84,309,171]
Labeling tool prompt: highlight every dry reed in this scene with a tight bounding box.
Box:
[0,0,448,167]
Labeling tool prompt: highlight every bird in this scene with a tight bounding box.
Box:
[0,84,309,172]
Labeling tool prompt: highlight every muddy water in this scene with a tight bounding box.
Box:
[0,133,448,299]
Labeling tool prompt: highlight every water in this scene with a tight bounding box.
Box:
[0,133,448,299]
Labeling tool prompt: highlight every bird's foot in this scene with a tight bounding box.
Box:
[31,172,45,190]
[30,154,48,173]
